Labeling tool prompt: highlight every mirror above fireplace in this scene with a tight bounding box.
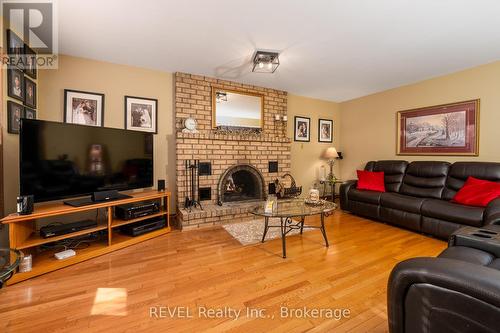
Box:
[212,88,264,130]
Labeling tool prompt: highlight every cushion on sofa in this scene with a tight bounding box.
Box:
[372,160,408,192]
[399,161,450,199]
[438,246,494,266]
[380,192,426,214]
[452,177,500,207]
[443,162,500,200]
[357,170,385,192]
[421,199,484,227]
[348,188,382,205]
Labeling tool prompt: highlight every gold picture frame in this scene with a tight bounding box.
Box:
[211,87,264,129]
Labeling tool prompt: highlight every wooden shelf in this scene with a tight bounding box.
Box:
[1,189,171,224]
[16,223,108,250]
[111,210,167,229]
[111,227,170,246]
[2,189,171,285]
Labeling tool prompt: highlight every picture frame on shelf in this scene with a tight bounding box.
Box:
[24,107,37,120]
[7,30,24,69]
[24,77,37,109]
[64,89,105,126]
[7,68,24,102]
[294,116,310,142]
[318,118,333,143]
[24,44,37,79]
[397,99,479,156]
[124,95,158,133]
[7,101,24,134]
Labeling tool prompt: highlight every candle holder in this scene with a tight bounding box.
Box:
[274,114,288,137]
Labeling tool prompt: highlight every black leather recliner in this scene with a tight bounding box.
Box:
[388,225,500,333]
[340,161,500,239]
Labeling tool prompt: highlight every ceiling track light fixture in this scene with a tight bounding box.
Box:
[252,51,280,73]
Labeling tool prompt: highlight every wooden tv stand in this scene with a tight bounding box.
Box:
[1,189,170,285]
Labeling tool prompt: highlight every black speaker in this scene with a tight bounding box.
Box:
[158,179,166,191]
[17,195,34,215]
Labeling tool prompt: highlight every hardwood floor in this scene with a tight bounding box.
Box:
[0,210,446,332]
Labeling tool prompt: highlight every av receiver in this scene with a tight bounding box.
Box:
[115,201,160,220]
[120,217,166,237]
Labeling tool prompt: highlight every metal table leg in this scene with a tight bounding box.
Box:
[320,213,329,247]
[281,217,287,258]
[262,216,269,243]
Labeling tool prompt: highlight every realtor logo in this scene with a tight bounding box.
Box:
[2,0,58,68]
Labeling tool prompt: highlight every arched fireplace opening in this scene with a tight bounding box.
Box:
[217,164,265,204]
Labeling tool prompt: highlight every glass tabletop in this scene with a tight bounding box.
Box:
[0,248,22,281]
[252,198,337,218]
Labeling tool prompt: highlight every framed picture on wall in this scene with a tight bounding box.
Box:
[397,99,479,156]
[24,44,37,79]
[7,30,24,69]
[7,101,24,134]
[24,107,37,120]
[318,119,333,143]
[7,68,24,102]
[64,89,105,126]
[24,77,37,108]
[294,116,310,142]
[124,96,158,133]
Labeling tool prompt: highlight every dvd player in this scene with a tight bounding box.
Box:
[120,217,166,237]
[115,201,160,220]
[40,219,97,238]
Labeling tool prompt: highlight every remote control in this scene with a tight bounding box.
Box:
[54,249,76,260]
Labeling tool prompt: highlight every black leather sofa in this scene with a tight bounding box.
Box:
[388,225,500,333]
[340,161,500,239]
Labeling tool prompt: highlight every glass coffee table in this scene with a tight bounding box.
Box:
[252,198,337,258]
[0,248,22,288]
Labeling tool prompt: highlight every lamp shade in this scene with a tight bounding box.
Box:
[323,147,339,160]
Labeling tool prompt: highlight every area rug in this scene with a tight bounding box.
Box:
[222,218,312,246]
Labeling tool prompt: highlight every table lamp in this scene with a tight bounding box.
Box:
[322,147,339,181]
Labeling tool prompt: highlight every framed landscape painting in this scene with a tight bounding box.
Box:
[397,99,479,156]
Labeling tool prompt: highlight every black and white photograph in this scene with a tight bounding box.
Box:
[7,101,24,134]
[24,107,37,120]
[24,44,37,79]
[24,77,37,109]
[318,119,333,143]
[7,29,24,69]
[294,116,310,142]
[64,89,105,126]
[125,96,158,133]
[8,68,24,102]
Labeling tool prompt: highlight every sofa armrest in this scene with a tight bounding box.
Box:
[484,198,500,225]
[339,180,357,211]
[388,257,500,333]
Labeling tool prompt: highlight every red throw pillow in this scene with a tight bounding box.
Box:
[356,170,386,192]
[452,176,500,207]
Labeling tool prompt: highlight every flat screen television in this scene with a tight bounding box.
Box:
[20,119,154,203]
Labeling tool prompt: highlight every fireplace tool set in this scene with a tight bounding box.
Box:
[184,160,203,211]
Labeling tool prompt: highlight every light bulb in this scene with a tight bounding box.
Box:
[258,62,264,69]
[267,62,273,70]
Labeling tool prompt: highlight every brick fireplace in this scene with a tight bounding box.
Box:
[175,72,291,228]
